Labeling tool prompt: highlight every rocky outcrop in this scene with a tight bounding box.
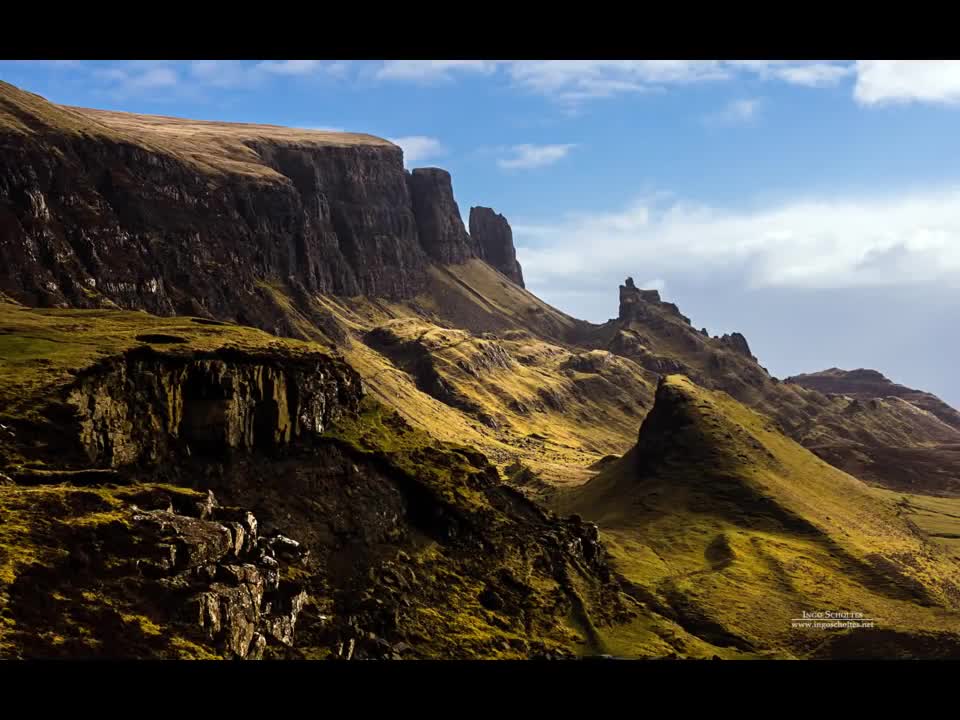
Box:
[62,346,363,467]
[469,207,524,287]
[618,277,690,325]
[718,332,755,360]
[407,168,479,265]
[121,489,311,659]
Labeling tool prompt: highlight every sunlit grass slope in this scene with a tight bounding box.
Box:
[566,375,960,658]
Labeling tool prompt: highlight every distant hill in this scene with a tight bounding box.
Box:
[787,367,960,431]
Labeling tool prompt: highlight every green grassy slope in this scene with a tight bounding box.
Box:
[565,375,960,658]
[0,301,640,659]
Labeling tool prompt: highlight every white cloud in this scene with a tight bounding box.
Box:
[498,143,576,170]
[370,60,856,103]
[123,67,179,91]
[506,60,728,101]
[775,62,853,87]
[30,59,879,107]
[854,61,960,105]
[388,136,445,166]
[189,60,262,89]
[94,65,179,96]
[257,60,329,76]
[89,60,349,100]
[48,59,960,112]
[730,60,854,87]
[515,188,960,291]
[376,60,498,82]
[705,98,761,126]
[306,125,346,133]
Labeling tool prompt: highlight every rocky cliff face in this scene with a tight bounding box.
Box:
[0,124,421,315]
[469,207,524,287]
[407,168,481,265]
[718,332,754,359]
[618,277,690,325]
[64,347,362,467]
[0,82,520,328]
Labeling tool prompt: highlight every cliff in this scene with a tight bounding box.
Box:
[0,82,521,328]
[469,206,524,287]
[407,168,481,264]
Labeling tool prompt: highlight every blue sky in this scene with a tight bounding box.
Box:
[4,60,960,405]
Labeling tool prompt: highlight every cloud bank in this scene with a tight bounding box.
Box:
[36,59,960,109]
[516,187,960,293]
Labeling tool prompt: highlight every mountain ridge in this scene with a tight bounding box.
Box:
[786,367,960,432]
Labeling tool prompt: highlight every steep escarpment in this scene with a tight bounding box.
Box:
[469,207,524,287]
[64,348,361,468]
[407,168,481,265]
[0,82,518,327]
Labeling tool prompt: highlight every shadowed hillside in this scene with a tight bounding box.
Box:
[787,367,960,431]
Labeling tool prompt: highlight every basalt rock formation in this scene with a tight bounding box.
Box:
[407,168,481,265]
[469,206,524,287]
[0,82,520,329]
[65,348,361,468]
[718,332,754,359]
[617,277,691,325]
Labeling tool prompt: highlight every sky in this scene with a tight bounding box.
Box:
[3,59,960,406]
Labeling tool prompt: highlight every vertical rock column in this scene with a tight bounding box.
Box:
[469,206,524,287]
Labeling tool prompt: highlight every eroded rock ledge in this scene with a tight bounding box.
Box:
[61,346,362,467]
